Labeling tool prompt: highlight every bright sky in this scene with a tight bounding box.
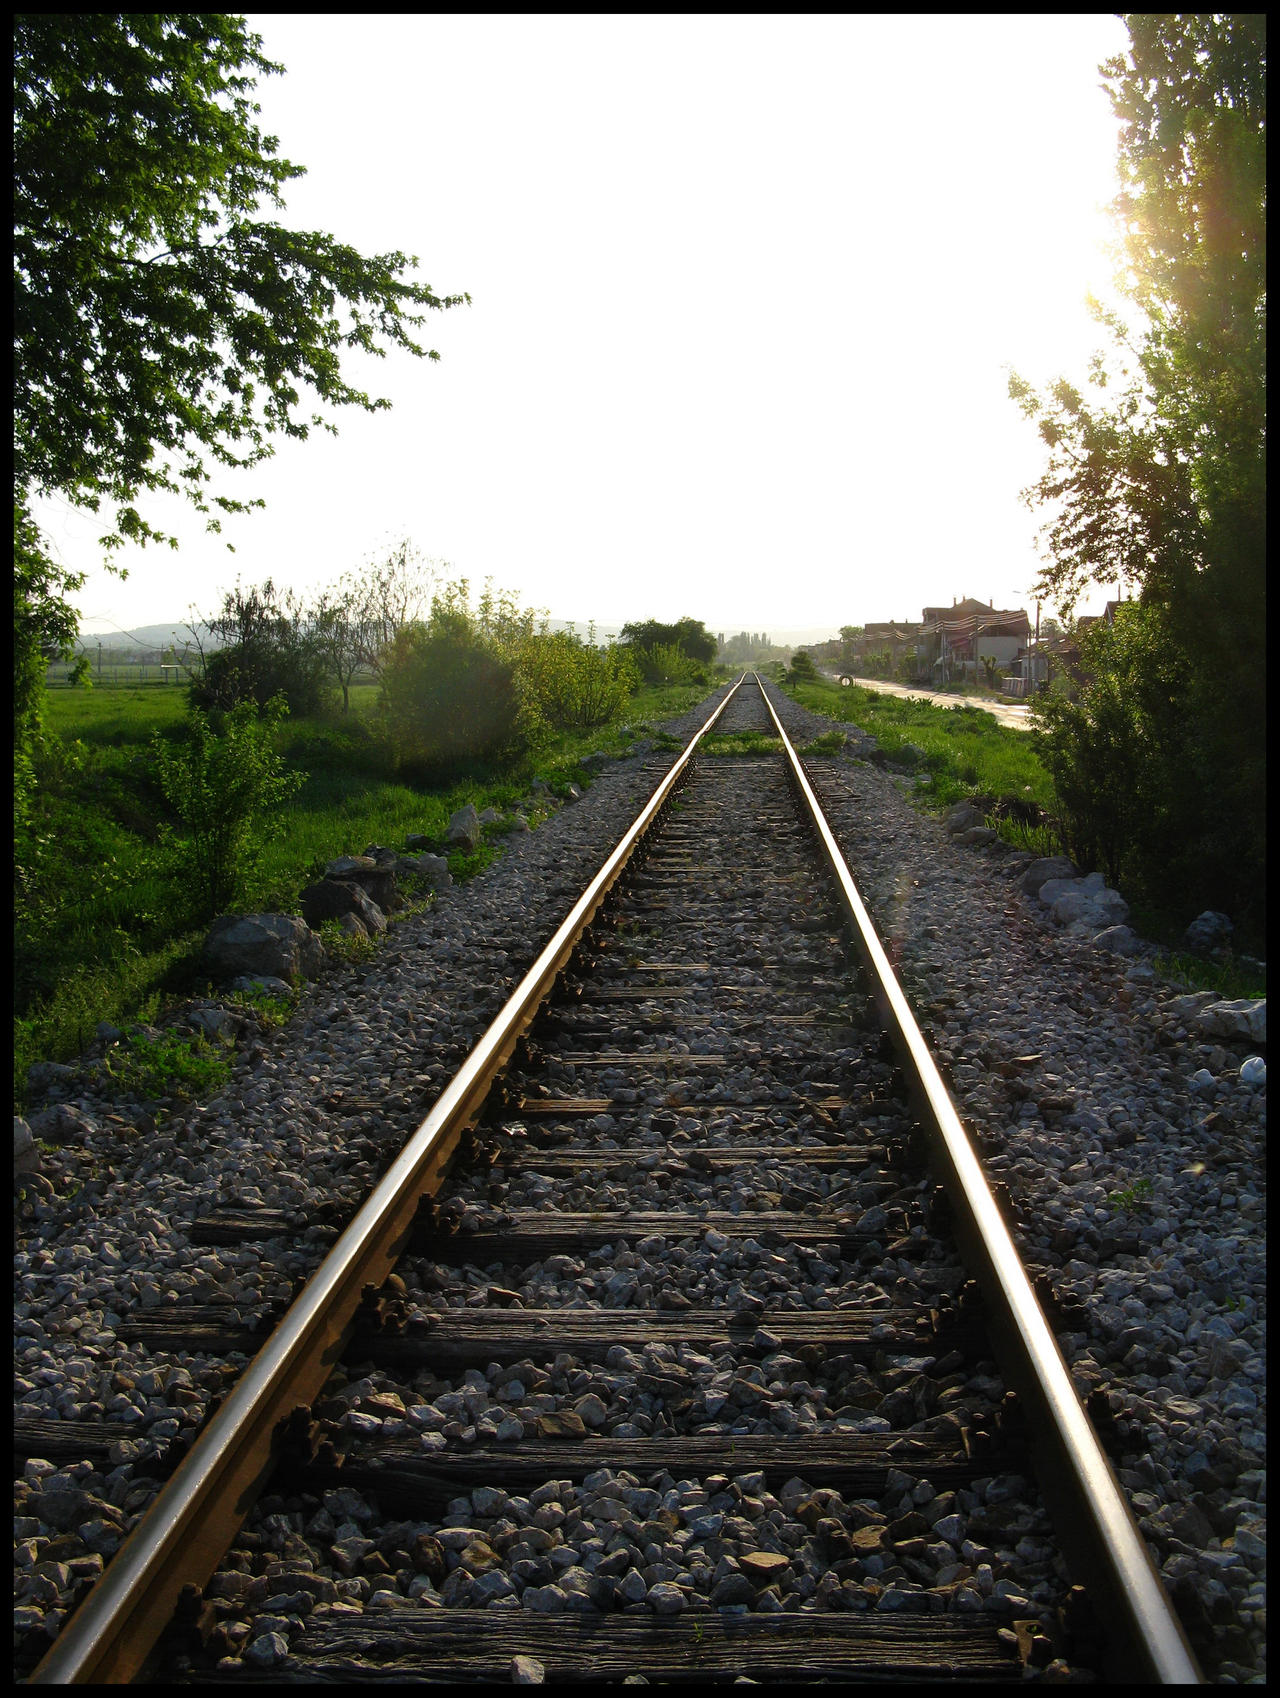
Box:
[41,12,1136,644]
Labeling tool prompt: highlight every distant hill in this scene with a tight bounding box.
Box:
[75,621,214,651]
[77,617,844,652]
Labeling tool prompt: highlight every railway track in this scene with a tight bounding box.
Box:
[27,675,1201,1685]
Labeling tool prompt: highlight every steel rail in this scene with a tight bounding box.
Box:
[756,674,1202,1684]
[28,679,749,1685]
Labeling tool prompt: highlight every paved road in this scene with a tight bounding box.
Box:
[825,675,1035,731]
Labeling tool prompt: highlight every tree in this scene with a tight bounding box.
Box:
[786,650,819,686]
[14,511,89,829]
[618,618,717,666]
[187,578,330,716]
[13,15,466,795]
[14,15,467,548]
[348,541,441,676]
[309,542,439,711]
[1009,14,1265,933]
[311,580,368,715]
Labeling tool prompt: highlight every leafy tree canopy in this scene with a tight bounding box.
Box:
[1009,13,1264,627]
[14,12,468,549]
[1010,14,1265,936]
[618,617,717,665]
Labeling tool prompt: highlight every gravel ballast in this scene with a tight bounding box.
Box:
[14,677,1264,1681]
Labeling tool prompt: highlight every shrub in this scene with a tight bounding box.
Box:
[150,695,304,919]
[1029,602,1225,904]
[518,631,639,732]
[628,641,707,686]
[378,612,526,779]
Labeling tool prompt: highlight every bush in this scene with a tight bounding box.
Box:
[518,631,639,732]
[379,611,526,779]
[1030,683,1137,886]
[1028,600,1260,922]
[627,641,707,686]
[150,695,304,919]
[190,639,330,717]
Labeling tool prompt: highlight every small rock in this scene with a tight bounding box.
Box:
[537,1411,587,1440]
[647,1581,688,1614]
[243,1631,289,1669]
[739,1551,790,1585]
[511,1655,547,1684]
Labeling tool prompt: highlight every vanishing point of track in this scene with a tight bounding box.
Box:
[29,675,1201,1685]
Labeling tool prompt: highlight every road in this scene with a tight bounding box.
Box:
[824,674,1035,732]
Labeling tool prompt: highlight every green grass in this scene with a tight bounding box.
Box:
[14,675,717,1108]
[102,1026,234,1103]
[785,675,1055,815]
[701,731,782,757]
[1144,945,1266,1000]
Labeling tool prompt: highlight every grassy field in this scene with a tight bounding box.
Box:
[15,676,712,1104]
[783,674,1056,817]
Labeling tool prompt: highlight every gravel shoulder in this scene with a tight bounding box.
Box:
[14,677,1264,1681]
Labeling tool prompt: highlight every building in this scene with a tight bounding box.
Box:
[916,598,1031,684]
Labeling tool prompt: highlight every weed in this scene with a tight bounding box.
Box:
[1107,1177,1154,1212]
[1149,950,1266,1001]
[702,731,782,757]
[318,918,379,965]
[104,1028,232,1103]
[799,730,847,757]
[228,987,296,1031]
[448,843,500,882]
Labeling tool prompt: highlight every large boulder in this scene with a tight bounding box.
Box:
[945,801,986,834]
[26,1103,96,1146]
[395,852,453,891]
[14,1117,40,1179]
[1184,911,1233,956]
[1039,872,1129,930]
[445,804,481,854]
[1018,856,1077,897]
[1092,925,1143,956]
[323,855,398,913]
[204,914,326,984]
[300,879,388,935]
[1196,999,1266,1045]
